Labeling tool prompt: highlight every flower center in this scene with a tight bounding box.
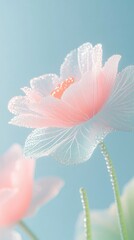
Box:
[51,77,74,99]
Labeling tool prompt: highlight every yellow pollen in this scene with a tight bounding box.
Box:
[51,77,74,98]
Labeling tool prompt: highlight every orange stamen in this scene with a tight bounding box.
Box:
[51,77,74,99]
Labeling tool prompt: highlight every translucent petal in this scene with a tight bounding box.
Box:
[60,49,81,81]
[9,93,91,128]
[0,144,22,165]
[8,96,33,115]
[10,231,22,240]
[9,115,50,128]
[0,189,18,205]
[24,121,111,165]
[30,74,59,96]
[26,177,64,217]
[92,44,103,70]
[61,55,120,125]
[102,55,121,92]
[62,76,93,119]
[0,189,19,226]
[60,43,102,81]
[8,91,46,117]
[9,95,89,128]
[91,209,119,240]
[78,43,102,74]
[0,230,22,240]
[8,93,45,118]
[78,43,93,74]
[62,70,114,121]
[8,75,60,119]
[0,145,34,189]
[99,66,134,131]
[0,145,35,226]
[0,145,23,188]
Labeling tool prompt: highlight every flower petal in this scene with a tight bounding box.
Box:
[0,229,22,240]
[0,189,19,226]
[78,43,102,74]
[99,66,134,131]
[0,145,35,226]
[0,144,22,164]
[90,209,119,240]
[62,70,112,120]
[30,74,59,96]
[9,93,90,128]
[26,177,64,217]
[92,44,103,70]
[60,43,102,81]
[9,115,50,128]
[8,91,45,117]
[78,42,93,75]
[61,55,120,123]
[24,121,110,164]
[102,55,121,92]
[60,48,81,81]
[9,96,88,128]
[10,232,22,240]
[8,96,28,115]
[0,188,18,206]
[0,145,23,188]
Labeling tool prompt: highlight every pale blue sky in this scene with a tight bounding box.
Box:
[0,1,134,239]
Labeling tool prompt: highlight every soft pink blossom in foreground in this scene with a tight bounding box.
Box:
[0,145,64,226]
[8,43,134,164]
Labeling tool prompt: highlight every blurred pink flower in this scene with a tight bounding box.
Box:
[8,43,134,164]
[0,144,64,227]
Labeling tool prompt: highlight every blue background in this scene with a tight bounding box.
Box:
[0,0,134,239]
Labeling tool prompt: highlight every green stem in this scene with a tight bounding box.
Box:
[18,221,39,240]
[99,141,128,240]
[80,188,92,240]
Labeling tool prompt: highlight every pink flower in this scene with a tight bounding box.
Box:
[0,144,64,227]
[8,43,134,164]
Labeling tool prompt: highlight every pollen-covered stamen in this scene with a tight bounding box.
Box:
[51,77,74,99]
